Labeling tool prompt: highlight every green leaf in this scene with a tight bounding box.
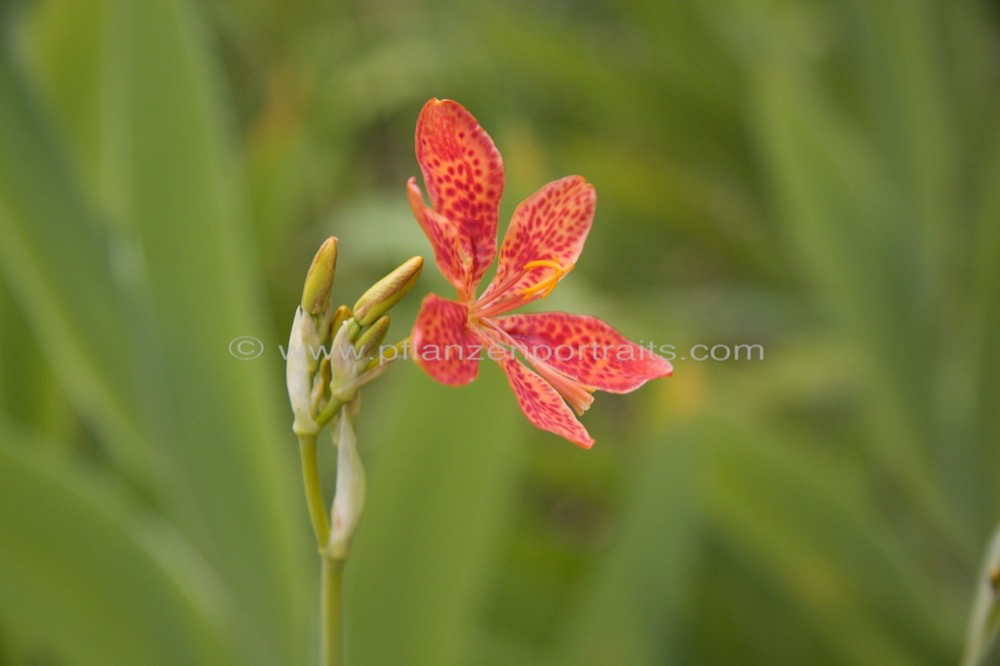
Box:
[0,421,237,666]
[703,423,955,665]
[14,1,311,661]
[346,366,521,665]
[748,58,970,556]
[549,428,703,665]
[0,55,145,468]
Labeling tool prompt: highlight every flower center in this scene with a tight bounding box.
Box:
[470,256,575,321]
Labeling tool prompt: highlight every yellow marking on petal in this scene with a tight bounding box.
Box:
[520,259,575,299]
[522,258,564,272]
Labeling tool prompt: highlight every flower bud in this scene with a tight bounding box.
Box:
[287,307,319,436]
[310,356,332,413]
[345,318,362,343]
[328,319,360,402]
[354,314,390,365]
[351,256,423,327]
[301,237,338,316]
[330,305,352,336]
[328,315,396,403]
[328,407,365,559]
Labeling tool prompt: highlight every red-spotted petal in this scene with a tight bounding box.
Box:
[480,176,594,303]
[498,312,672,393]
[412,294,482,385]
[414,99,504,292]
[498,356,594,448]
[500,357,594,449]
[407,178,470,295]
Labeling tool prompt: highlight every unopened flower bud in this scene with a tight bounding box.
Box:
[287,307,319,436]
[345,318,362,343]
[330,305,352,336]
[351,256,423,327]
[328,407,365,559]
[354,314,390,365]
[310,356,332,413]
[301,237,338,316]
[328,320,359,402]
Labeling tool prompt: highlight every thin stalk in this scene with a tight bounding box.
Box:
[321,556,345,666]
[298,434,329,548]
[315,397,344,429]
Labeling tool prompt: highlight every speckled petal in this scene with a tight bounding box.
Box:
[481,176,594,302]
[407,178,470,295]
[412,294,482,385]
[415,99,504,293]
[498,312,672,392]
[499,356,594,448]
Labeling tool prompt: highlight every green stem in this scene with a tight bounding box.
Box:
[299,431,347,665]
[315,397,344,430]
[322,556,345,666]
[298,434,329,548]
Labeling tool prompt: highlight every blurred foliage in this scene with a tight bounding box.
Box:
[0,0,998,664]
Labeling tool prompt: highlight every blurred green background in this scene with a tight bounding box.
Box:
[1,0,998,664]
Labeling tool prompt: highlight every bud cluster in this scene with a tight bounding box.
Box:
[286,238,423,437]
[286,237,423,561]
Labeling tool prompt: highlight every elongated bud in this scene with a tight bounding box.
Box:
[346,318,362,343]
[301,237,338,315]
[287,307,319,436]
[355,314,390,362]
[352,256,423,327]
[331,305,352,335]
[328,320,359,402]
[328,406,365,559]
[310,356,332,413]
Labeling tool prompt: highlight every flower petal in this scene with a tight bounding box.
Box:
[407,178,469,294]
[412,293,482,386]
[499,356,594,448]
[498,312,672,393]
[415,99,504,292]
[481,176,594,303]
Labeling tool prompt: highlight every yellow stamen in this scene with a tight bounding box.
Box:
[520,258,574,299]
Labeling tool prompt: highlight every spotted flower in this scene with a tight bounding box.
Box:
[408,99,672,447]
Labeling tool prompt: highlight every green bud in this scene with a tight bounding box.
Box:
[351,256,423,327]
[331,305,352,334]
[346,318,362,343]
[310,356,332,413]
[301,237,338,315]
[354,314,390,363]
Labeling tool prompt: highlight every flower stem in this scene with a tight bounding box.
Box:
[321,555,345,666]
[315,397,345,430]
[298,434,329,549]
[299,431,348,665]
